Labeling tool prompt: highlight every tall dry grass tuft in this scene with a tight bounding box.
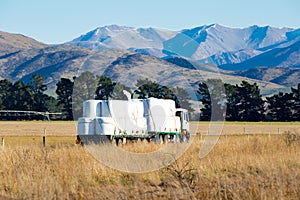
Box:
[0,135,299,199]
[0,144,121,199]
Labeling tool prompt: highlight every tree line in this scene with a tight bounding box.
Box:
[0,75,60,119]
[0,72,192,120]
[198,79,300,121]
[0,72,299,121]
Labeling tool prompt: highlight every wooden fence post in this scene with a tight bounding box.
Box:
[43,128,46,147]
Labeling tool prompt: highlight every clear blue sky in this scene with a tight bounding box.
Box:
[1,0,299,44]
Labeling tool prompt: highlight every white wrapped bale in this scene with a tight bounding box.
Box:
[128,99,144,119]
[163,116,181,132]
[77,117,94,135]
[99,100,111,117]
[143,98,176,117]
[147,116,180,133]
[107,100,127,133]
[135,117,147,135]
[103,100,147,135]
[95,117,115,135]
[109,100,129,118]
[79,98,181,135]
[126,100,146,135]
[152,116,167,132]
[114,118,126,133]
[83,100,101,118]
[142,98,178,132]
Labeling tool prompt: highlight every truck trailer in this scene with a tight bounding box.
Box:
[77,97,189,144]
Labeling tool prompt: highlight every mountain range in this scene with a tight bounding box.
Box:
[65,24,300,87]
[0,24,300,97]
[66,24,300,63]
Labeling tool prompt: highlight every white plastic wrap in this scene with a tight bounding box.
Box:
[99,100,110,117]
[163,116,181,132]
[128,99,144,118]
[142,98,178,132]
[143,98,176,118]
[95,117,115,135]
[79,98,180,135]
[135,117,147,135]
[77,117,94,135]
[83,100,101,118]
[100,100,146,135]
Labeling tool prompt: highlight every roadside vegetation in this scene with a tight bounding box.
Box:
[0,133,299,199]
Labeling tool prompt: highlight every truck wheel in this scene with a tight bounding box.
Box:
[186,131,190,143]
[115,138,120,146]
[179,135,184,143]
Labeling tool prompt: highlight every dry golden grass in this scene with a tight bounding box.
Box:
[194,121,300,135]
[0,121,77,136]
[2,121,300,137]
[0,134,299,199]
[1,136,75,147]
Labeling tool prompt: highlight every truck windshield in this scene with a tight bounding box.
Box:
[184,112,189,122]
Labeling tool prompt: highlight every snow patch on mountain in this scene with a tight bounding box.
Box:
[67,25,177,51]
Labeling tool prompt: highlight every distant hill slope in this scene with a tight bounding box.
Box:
[95,53,283,94]
[219,41,300,86]
[0,42,282,97]
[0,45,126,84]
[0,31,47,56]
[235,66,300,86]
[219,40,300,70]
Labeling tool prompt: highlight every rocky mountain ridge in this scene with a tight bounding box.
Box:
[0,24,299,97]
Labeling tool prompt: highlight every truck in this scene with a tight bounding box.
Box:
[77,97,189,145]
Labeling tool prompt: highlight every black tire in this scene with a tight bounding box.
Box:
[179,134,184,143]
[115,138,120,146]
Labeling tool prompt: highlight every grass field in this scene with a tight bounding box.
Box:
[0,121,77,136]
[1,120,300,137]
[0,121,299,199]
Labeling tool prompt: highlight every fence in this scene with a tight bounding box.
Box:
[191,123,300,136]
[0,110,62,120]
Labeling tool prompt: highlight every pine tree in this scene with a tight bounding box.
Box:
[95,76,130,100]
[266,92,293,121]
[29,75,48,112]
[0,79,12,110]
[56,77,74,120]
[291,83,300,120]
[197,79,226,121]
[72,71,98,119]
[237,81,265,121]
